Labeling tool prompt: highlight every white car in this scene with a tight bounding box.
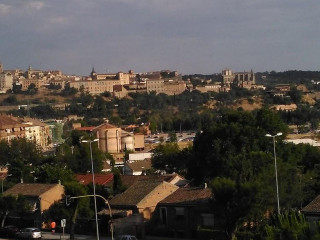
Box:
[115,235,138,240]
[17,228,42,239]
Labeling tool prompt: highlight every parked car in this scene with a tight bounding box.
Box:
[0,225,20,238]
[115,235,138,240]
[17,228,42,239]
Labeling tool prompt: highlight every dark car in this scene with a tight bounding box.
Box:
[0,225,20,238]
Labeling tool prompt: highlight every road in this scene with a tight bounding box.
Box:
[41,232,192,240]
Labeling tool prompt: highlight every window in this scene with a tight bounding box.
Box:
[160,207,167,225]
[201,213,214,227]
[175,207,185,221]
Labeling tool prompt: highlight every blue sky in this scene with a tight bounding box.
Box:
[0,0,319,75]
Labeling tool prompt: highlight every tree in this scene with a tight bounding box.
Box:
[168,131,177,142]
[26,83,38,95]
[112,168,126,195]
[34,164,76,184]
[210,178,257,240]
[0,194,31,227]
[288,86,302,104]
[61,182,92,240]
[2,138,43,183]
[264,210,314,240]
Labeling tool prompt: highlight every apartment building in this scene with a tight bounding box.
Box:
[0,114,51,150]
[22,118,51,150]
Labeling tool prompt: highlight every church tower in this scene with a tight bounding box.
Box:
[90,67,97,80]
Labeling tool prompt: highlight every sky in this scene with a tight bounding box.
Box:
[0,0,319,76]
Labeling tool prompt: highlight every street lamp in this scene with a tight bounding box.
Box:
[266,132,282,215]
[82,138,100,240]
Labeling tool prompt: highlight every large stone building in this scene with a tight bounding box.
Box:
[146,79,186,95]
[90,123,145,153]
[222,68,256,89]
[68,70,132,95]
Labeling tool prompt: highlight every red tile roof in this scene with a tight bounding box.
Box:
[75,126,95,131]
[302,195,320,213]
[76,173,114,185]
[160,187,212,205]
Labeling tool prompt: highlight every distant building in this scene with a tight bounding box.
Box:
[222,68,256,89]
[146,79,186,95]
[0,72,13,93]
[20,117,51,151]
[0,114,51,150]
[195,83,222,93]
[270,104,297,112]
[0,114,26,142]
[0,63,13,93]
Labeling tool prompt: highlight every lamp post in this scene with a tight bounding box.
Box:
[82,138,99,240]
[266,132,282,215]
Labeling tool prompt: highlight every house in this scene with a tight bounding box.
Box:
[3,183,64,228]
[109,179,178,220]
[123,159,152,175]
[302,195,320,230]
[150,187,213,239]
[105,174,189,190]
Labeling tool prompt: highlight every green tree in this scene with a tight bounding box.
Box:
[0,194,31,227]
[63,182,92,239]
[210,178,257,240]
[168,131,177,142]
[264,210,313,240]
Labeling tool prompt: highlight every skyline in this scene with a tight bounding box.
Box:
[0,0,319,76]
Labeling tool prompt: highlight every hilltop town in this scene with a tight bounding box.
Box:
[2,62,320,240]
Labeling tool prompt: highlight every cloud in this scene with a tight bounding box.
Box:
[0,3,11,14]
[24,1,45,11]
[0,0,320,75]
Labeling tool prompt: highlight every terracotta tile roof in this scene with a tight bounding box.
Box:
[0,114,23,128]
[76,173,114,185]
[20,117,47,127]
[126,159,152,172]
[75,126,95,131]
[109,180,164,206]
[302,195,320,213]
[93,123,118,131]
[160,187,212,205]
[104,174,182,189]
[3,183,61,197]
